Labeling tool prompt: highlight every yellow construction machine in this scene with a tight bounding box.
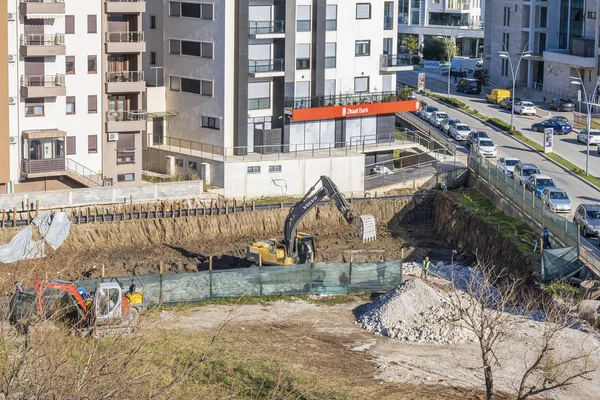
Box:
[247,175,377,266]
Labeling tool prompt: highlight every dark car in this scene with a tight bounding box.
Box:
[456,78,481,95]
[531,119,572,135]
[467,131,489,147]
[548,98,576,112]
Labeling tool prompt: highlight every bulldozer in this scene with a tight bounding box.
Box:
[247,175,377,266]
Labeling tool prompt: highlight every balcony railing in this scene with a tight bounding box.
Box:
[106,71,144,82]
[106,110,146,122]
[248,20,285,35]
[21,74,65,87]
[21,158,65,175]
[20,33,64,46]
[380,54,413,68]
[248,59,284,74]
[105,31,144,42]
[285,91,399,109]
[116,148,136,165]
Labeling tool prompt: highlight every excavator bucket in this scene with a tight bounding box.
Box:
[354,215,377,242]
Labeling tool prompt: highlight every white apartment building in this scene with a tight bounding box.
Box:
[143,0,414,198]
[398,0,485,58]
[0,0,146,195]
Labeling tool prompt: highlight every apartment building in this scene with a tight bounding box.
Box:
[143,0,414,198]
[484,0,599,100]
[398,0,485,58]
[0,0,146,195]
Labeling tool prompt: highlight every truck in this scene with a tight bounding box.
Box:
[451,57,483,77]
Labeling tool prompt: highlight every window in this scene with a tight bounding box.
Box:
[383,2,393,30]
[87,15,97,33]
[188,161,197,170]
[150,15,156,28]
[87,55,97,74]
[88,95,97,113]
[169,2,180,17]
[248,81,271,110]
[356,3,371,19]
[65,15,75,34]
[503,7,510,26]
[66,96,75,115]
[66,136,76,155]
[501,59,509,77]
[325,43,336,68]
[88,135,97,154]
[269,165,281,173]
[170,76,213,96]
[170,39,214,58]
[247,166,261,174]
[170,76,181,91]
[502,32,510,52]
[296,43,310,69]
[169,39,180,54]
[66,56,75,74]
[325,79,336,99]
[355,40,370,56]
[25,98,44,117]
[297,5,311,32]
[150,52,156,65]
[540,7,547,28]
[117,173,135,182]
[354,76,370,93]
[588,11,597,19]
[326,5,337,31]
[202,116,221,129]
[175,159,184,167]
[169,2,213,19]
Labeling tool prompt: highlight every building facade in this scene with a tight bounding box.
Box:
[143,0,413,197]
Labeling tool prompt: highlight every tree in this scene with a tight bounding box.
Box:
[398,86,412,100]
[404,35,419,55]
[423,37,457,62]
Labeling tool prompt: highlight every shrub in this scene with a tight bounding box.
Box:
[399,85,412,100]
[488,118,512,131]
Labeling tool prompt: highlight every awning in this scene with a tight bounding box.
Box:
[148,111,177,118]
[22,129,66,139]
[26,14,64,19]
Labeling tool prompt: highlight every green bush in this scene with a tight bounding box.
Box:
[487,118,512,131]
[399,85,413,100]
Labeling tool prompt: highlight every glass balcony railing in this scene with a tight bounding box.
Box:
[248,20,285,35]
[248,59,284,74]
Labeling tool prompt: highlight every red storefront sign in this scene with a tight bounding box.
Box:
[290,100,421,122]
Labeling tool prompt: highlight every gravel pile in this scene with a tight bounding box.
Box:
[357,278,475,344]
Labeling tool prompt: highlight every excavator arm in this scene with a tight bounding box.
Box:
[34,278,90,320]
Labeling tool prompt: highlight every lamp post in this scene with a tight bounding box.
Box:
[498,45,532,132]
[570,71,600,176]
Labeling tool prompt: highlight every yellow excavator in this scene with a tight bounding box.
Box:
[247,175,377,266]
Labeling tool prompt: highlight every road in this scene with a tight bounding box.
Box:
[397,70,600,177]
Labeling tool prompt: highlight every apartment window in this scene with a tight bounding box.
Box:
[170,76,181,91]
[501,59,509,77]
[502,32,510,52]
[269,165,282,173]
[150,52,156,65]
[515,5,518,12]
[540,7,547,28]
[169,39,181,54]
[383,2,394,30]
[325,43,336,68]
[169,1,180,16]
[297,5,311,32]
[170,39,213,58]
[169,76,213,96]
[189,161,197,170]
[588,11,597,19]
[65,15,75,34]
[248,81,271,110]
[296,43,310,69]
[87,15,97,34]
[117,173,135,182]
[355,40,370,56]
[150,15,157,28]
[247,166,261,174]
[66,136,76,155]
[175,159,183,167]
[325,79,336,99]
[87,55,97,74]
[88,135,97,154]
[88,95,97,113]
[354,76,370,93]
[25,98,44,117]
[169,2,213,20]
[202,116,220,129]
[66,56,75,74]
[503,7,510,26]
[356,3,371,19]
[326,5,337,31]
[66,96,75,115]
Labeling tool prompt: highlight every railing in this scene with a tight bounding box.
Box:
[106,110,147,122]
[21,74,65,87]
[116,148,136,165]
[248,59,284,74]
[106,71,144,82]
[66,158,110,187]
[383,16,394,30]
[248,20,285,35]
[395,113,459,156]
[20,33,64,46]
[20,0,64,3]
[284,90,399,109]
[21,158,65,174]
[380,54,413,68]
[106,0,145,2]
[105,31,144,42]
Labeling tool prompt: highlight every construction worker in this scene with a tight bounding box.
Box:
[377,256,386,284]
[304,242,313,264]
[421,256,431,279]
[542,228,551,249]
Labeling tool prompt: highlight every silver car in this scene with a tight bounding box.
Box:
[496,157,520,177]
[451,123,472,141]
[574,204,600,237]
[541,188,572,213]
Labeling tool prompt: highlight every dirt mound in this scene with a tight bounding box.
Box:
[357,278,475,344]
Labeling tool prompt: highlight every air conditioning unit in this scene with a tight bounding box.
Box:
[108,132,119,142]
[7,13,15,21]
[8,96,16,105]
[8,54,16,63]
[8,136,16,144]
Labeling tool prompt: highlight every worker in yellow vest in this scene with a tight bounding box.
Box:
[421,256,431,279]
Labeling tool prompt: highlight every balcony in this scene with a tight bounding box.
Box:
[106,71,145,93]
[248,20,285,39]
[284,91,400,109]
[105,32,146,53]
[116,148,136,165]
[248,59,284,78]
[105,0,146,14]
[21,158,66,176]
[379,54,414,73]
[544,38,595,68]
[20,33,65,57]
[21,74,66,98]
[20,0,65,17]
[106,110,146,132]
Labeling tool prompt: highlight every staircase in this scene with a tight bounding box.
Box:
[65,159,112,187]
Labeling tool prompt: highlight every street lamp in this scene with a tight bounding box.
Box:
[436,35,463,98]
[498,45,532,132]
[570,71,600,176]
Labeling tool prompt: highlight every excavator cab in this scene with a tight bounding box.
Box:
[94,283,124,325]
[295,233,316,263]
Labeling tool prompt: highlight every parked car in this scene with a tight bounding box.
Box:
[456,78,481,94]
[422,106,439,121]
[514,163,541,186]
[430,111,449,128]
[486,88,511,104]
[467,131,489,147]
[525,174,556,198]
[531,120,572,134]
[574,204,600,237]
[499,97,517,110]
[548,98,576,112]
[577,129,600,145]
[550,116,570,125]
[496,157,521,177]
[541,188,572,213]
[476,139,497,158]
[441,118,460,134]
[414,101,428,116]
[371,165,393,175]
[514,101,536,116]
[450,123,472,140]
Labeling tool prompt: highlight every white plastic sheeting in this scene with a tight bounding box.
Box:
[0,212,71,264]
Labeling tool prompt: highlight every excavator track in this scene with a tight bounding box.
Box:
[355,215,377,242]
